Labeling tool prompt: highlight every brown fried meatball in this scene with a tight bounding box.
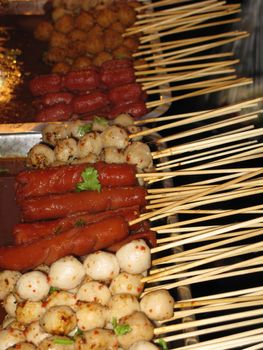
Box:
[50,31,68,49]
[85,35,104,54]
[104,29,123,51]
[52,62,71,75]
[34,21,53,42]
[112,45,132,59]
[117,4,137,27]
[123,37,139,52]
[67,40,87,59]
[88,25,104,37]
[110,21,125,34]
[92,51,112,67]
[75,11,94,31]
[96,8,117,28]
[55,14,75,34]
[68,29,88,42]
[44,47,67,64]
[52,7,69,22]
[72,56,92,70]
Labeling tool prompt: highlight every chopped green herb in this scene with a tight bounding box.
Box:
[93,116,109,127]
[49,286,59,294]
[77,123,92,137]
[74,219,87,228]
[112,317,132,336]
[53,338,75,345]
[157,338,169,350]
[76,167,101,192]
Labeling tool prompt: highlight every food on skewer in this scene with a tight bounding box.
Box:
[29,60,149,121]
[0,240,173,349]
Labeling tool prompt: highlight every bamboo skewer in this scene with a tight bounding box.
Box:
[137,0,195,12]
[243,343,263,350]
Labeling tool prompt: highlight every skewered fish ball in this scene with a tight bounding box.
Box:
[107,293,140,322]
[116,239,151,274]
[76,302,107,331]
[25,321,49,346]
[0,329,25,350]
[16,301,45,325]
[77,281,111,305]
[15,271,50,302]
[40,306,77,335]
[49,256,85,291]
[83,251,120,281]
[113,113,134,127]
[0,270,21,300]
[75,328,118,350]
[75,11,94,31]
[96,8,117,28]
[78,131,103,157]
[54,138,79,163]
[55,14,75,34]
[109,272,144,297]
[50,31,69,49]
[124,142,153,170]
[117,311,154,349]
[34,21,53,42]
[45,291,77,310]
[140,290,174,321]
[102,147,125,164]
[42,124,69,146]
[102,125,129,149]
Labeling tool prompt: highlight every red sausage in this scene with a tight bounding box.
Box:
[36,103,73,122]
[72,91,109,114]
[29,75,62,96]
[15,162,138,201]
[101,59,133,71]
[0,216,128,271]
[108,100,148,119]
[107,230,157,253]
[100,67,135,88]
[63,69,100,92]
[41,92,73,107]
[13,206,141,245]
[108,83,143,105]
[20,186,147,222]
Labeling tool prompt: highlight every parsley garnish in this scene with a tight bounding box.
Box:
[77,123,92,138]
[73,328,84,339]
[53,338,74,345]
[74,219,87,228]
[49,286,59,294]
[157,338,169,350]
[112,317,132,336]
[76,167,101,192]
[94,116,108,127]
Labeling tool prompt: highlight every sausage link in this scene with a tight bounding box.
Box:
[41,92,73,107]
[63,69,100,91]
[100,67,135,89]
[108,83,143,105]
[13,206,140,245]
[20,186,147,222]
[15,162,137,201]
[0,216,128,271]
[29,74,62,96]
[36,103,73,122]
[108,100,148,119]
[101,59,133,71]
[72,91,109,114]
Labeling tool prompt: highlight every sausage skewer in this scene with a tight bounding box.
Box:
[20,186,147,222]
[0,215,128,271]
[15,162,138,201]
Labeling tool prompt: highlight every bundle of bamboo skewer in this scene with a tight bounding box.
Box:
[129,96,263,349]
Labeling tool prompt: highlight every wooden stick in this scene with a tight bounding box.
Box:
[162,318,263,345]
[146,78,252,109]
[154,308,263,334]
[136,0,216,12]
[140,18,242,43]
[243,343,263,350]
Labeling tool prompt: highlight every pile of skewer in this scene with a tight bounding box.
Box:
[129,96,263,349]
